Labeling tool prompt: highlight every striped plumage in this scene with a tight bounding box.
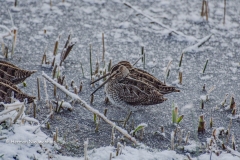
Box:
[91,60,180,108]
[117,61,180,94]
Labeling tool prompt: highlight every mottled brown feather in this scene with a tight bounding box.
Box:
[117,61,180,94]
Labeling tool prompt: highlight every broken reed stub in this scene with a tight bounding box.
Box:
[90,94,94,104]
[102,33,105,62]
[179,52,184,67]
[230,96,236,109]
[104,96,109,104]
[104,108,108,117]
[202,84,206,91]
[198,115,205,133]
[232,134,236,150]
[79,81,83,92]
[210,117,213,128]
[178,71,182,84]
[37,78,40,100]
[201,100,204,109]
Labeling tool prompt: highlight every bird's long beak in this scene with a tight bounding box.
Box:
[132,56,143,66]
[90,73,116,95]
[90,72,110,85]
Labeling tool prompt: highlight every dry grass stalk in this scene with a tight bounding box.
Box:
[51,57,55,67]
[90,44,93,80]
[179,52,184,67]
[60,40,75,66]
[179,71,182,84]
[123,111,132,128]
[116,142,122,156]
[42,72,137,144]
[37,78,40,100]
[91,78,95,88]
[230,96,235,109]
[201,0,205,16]
[46,122,50,129]
[4,46,8,59]
[201,0,209,21]
[104,97,109,104]
[94,61,99,75]
[102,33,105,61]
[13,104,24,124]
[33,101,36,118]
[90,94,94,104]
[53,38,59,56]
[205,1,208,21]
[74,87,78,94]
[71,80,74,87]
[201,100,204,109]
[52,65,57,78]
[232,108,236,116]
[54,85,57,97]
[41,54,46,64]
[1,43,5,55]
[108,59,112,72]
[109,153,112,160]
[55,127,58,142]
[210,117,213,128]
[79,81,83,92]
[14,0,17,6]
[198,115,205,133]
[223,0,226,24]
[202,84,206,91]
[161,126,164,133]
[11,29,17,57]
[141,46,145,69]
[111,126,115,146]
[104,108,108,116]
[185,131,190,144]
[232,134,235,150]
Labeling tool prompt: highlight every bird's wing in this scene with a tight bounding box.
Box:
[117,77,166,105]
[129,69,180,94]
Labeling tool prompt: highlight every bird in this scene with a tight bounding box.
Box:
[91,64,168,108]
[0,77,35,104]
[91,60,180,97]
[0,60,36,84]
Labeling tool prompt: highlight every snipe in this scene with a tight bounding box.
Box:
[90,63,178,107]
[92,61,180,105]
[0,77,35,103]
[0,60,36,84]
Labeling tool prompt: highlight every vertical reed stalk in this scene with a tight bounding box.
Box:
[14,0,17,6]
[11,29,17,57]
[202,59,208,74]
[179,72,182,84]
[90,44,92,80]
[201,0,205,17]
[223,0,226,24]
[179,52,184,67]
[33,101,36,118]
[102,33,105,62]
[37,78,40,100]
[141,46,145,69]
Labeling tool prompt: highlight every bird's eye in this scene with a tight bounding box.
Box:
[116,70,119,73]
